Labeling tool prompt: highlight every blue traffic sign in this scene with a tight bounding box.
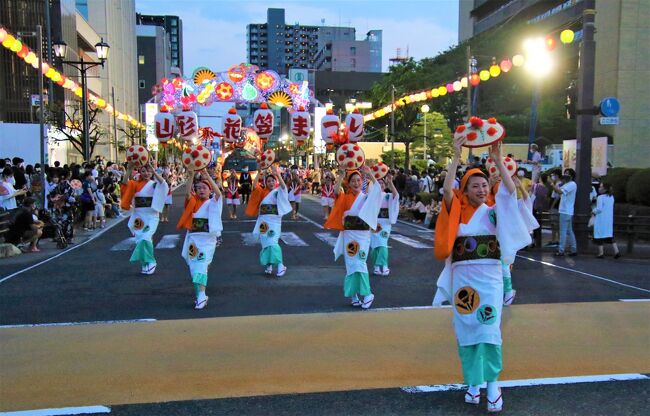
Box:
[599,97,620,117]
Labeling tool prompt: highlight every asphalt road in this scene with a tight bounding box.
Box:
[1,185,648,415]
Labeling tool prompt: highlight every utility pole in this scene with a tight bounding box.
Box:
[43,0,54,105]
[112,87,118,161]
[575,0,596,248]
[390,85,395,168]
[37,26,46,209]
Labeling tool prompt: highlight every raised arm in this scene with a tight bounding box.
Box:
[201,169,221,199]
[122,164,133,185]
[443,136,464,211]
[361,164,376,185]
[149,161,164,184]
[271,165,287,190]
[333,167,345,196]
[513,176,529,200]
[384,173,398,198]
[490,143,516,195]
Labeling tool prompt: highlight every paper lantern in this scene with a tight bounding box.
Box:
[545,36,557,51]
[453,81,462,92]
[126,145,149,168]
[479,70,490,81]
[222,107,241,143]
[512,54,525,67]
[470,74,480,86]
[437,86,447,96]
[560,29,574,44]
[461,77,468,88]
[155,111,175,143]
[182,143,212,171]
[2,34,16,49]
[489,64,501,78]
[446,83,454,93]
[320,110,340,145]
[290,108,311,146]
[252,103,274,143]
[431,88,440,98]
[0,28,7,43]
[10,39,22,52]
[17,45,29,58]
[500,59,512,73]
[175,110,198,141]
[345,110,364,143]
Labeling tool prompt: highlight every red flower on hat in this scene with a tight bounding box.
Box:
[469,117,483,129]
[456,125,466,133]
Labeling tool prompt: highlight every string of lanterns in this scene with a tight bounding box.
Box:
[364,29,578,122]
[0,25,144,130]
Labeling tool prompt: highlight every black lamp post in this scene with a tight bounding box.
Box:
[53,38,109,162]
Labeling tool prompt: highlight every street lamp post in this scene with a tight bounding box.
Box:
[53,38,110,162]
[421,104,429,162]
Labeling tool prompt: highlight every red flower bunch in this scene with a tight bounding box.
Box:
[469,116,484,129]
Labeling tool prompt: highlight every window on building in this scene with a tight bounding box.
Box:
[350,47,356,56]
[171,28,177,35]
[139,80,145,89]
[138,55,145,64]
[171,19,177,27]
[171,35,178,43]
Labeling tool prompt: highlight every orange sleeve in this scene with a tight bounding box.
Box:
[324,192,352,231]
[434,194,461,260]
[119,181,136,211]
[245,185,266,217]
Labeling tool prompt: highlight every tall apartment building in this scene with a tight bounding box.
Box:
[246,8,382,74]
[136,13,183,73]
[458,0,649,168]
[136,25,171,110]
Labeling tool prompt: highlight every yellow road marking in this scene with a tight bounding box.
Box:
[1,302,648,411]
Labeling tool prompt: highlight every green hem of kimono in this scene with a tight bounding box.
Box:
[371,246,389,267]
[129,240,156,266]
[192,272,208,286]
[457,343,502,386]
[260,244,283,266]
[502,261,513,293]
[343,271,371,297]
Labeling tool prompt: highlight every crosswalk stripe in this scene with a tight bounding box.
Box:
[241,232,259,246]
[279,232,309,247]
[155,234,181,249]
[314,232,338,247]
[390,233,433,249]
[109,237,135,251]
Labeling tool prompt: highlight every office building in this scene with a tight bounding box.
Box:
[247,8,382,74]
[136,14,183,73]
[136,25,171,110]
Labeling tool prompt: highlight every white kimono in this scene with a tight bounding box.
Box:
[127,180,169,244]
[333,183,382,275]
[181,195,223,277]
[518,196,540,233]
[252,186,292,248]
[432,185,530,346]
[370,192,400,249]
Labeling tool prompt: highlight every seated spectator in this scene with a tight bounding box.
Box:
[409,195,428,223]
[6,197,44,252]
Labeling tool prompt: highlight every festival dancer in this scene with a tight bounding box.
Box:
[225,169,240,219]
[177,169,223,309]
[324,165,382,309]
[245,165,292,277]
[120,161,169,275]
[320,173,335,220]
[369,174,399,276]
[432,137,530,412]
[288,169,302,220]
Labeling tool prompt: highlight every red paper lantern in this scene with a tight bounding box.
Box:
[500,59,513,73]
[545,36,557,51]
[470,74,480,87]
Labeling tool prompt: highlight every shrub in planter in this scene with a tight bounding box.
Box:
[626,169,650,206]
[417,192,437,205]
[602,168,638,203]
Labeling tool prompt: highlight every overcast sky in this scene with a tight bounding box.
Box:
[135,0,459,76]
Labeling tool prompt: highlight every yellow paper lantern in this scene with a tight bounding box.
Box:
[512,54,525,67]
[560,29,575,44]
[431,88,439,98]
[453,81,462,91]
[10,39,22,52]
[479,70,490,81]
[489,64,501,78]
[2,34,16,49]
[437,86,447,96]
[461,77,468,88]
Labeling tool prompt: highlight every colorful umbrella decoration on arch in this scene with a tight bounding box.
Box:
[155,63,311,112]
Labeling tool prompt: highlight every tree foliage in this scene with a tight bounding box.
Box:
[45,102,106,159]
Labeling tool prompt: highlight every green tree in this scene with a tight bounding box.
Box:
[45,102,107,159]
[380,150,405,168]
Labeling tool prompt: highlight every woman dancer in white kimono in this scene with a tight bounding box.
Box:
[245,166,292,277]
[177,169,223,309]
[320,173,335,220]
[369,174,399,276]
[325,166,382,309]
[121,162,169,275]
[433,137,530,412]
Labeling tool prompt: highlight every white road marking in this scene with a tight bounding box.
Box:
[0,215,127,285]
[314,232,338,247]
[517,255,650,294]
[402,373,650,393]
[390,233,433,249]
[0,319,157,329]
[155,234,180,249]
[241,232,259,246]
[279,232,309,247]
[619,298,650,302]
[298,213,324,229]
[0,405,111,415]
[371,305,451,312]
[109,237,136,251]
[397,219,431,231]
